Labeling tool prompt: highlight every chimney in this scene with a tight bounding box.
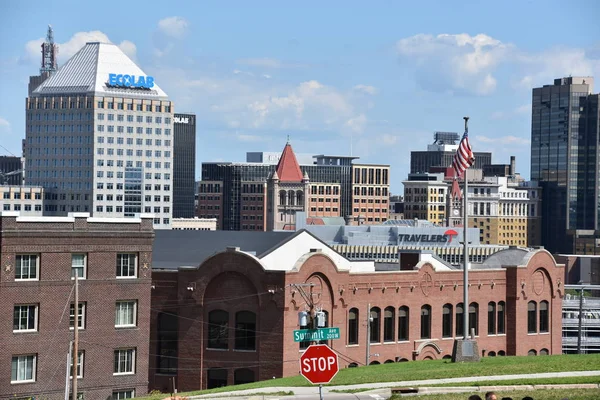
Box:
[510,156,516,176]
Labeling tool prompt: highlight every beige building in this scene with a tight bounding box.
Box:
[171,217,217,230]
[402,173,447,225]
[0,186,44,216]
[351,164,390,224]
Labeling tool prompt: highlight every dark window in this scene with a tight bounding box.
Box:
[348,308,359,345]
[234,368,255,385]
[497,301,505,334]
[157,312,178,374]
[207,368,227,389]
[383,307,395,342]
[469,303,479,336]
[398,306,409,341]
[539,301,549,333]
[208,310,228,349]
[370,307,380,343]
[456,303,464,337]
[488,302,496,335]
[235,311,256,350]
[420,305,431,339]
[442,303,453,338]
[528,301,537,333]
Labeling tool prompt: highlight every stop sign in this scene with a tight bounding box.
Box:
[299,344,339,384]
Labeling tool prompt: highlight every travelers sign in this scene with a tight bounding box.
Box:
[299,344,339,385]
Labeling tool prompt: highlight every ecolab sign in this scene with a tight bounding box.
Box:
[398,229,459,244]
[108,73,155,89]
[174,117,190,124]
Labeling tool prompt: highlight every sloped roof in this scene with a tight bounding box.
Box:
[479,247,529,269]
[275,142,303,182]
[33,42,168,98]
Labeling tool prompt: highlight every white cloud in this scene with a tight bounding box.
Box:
[475,135,530,146]
[353,84,378,95]
[236,133,266,142]
[490,104,532,120]
[345,114,367,133]
[0,117,10,128]
[23,31,137,63]
[157,16,189,39]
[237,58,283,68]
[380,134,398,145]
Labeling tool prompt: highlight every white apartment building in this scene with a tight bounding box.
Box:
[0,186,44,216]
[25,42,174,228]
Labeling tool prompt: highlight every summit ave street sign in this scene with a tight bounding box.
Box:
[293,327,340,342]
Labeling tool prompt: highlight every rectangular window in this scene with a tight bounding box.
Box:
[69,351,84,378]
[116,253,137,278]
[112,390,135,400]
[69,302,86,330]
[13,305,38,332]
[113,348,135,375]
[115,301,137,328]
[16,255,39,280]
[11,355,36,383]
[71,254,86,279]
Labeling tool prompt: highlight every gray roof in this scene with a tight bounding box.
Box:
[152,230,295,270]
[478,247,529,269]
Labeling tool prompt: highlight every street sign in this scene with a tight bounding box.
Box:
[293,327,340,342]
[300,344,339,385]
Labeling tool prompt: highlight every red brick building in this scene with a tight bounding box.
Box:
[149,229,564,392]
[0,212,154,400]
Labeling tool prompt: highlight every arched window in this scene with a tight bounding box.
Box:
[488,351,496,357]
[528,301,537,333]
[442,304,453,338]
[297,191,303,205]
[279,190,286,206]
[528,349,537,356]
[469,303,479,336]
[235,311,256,351]
[348,308,359,345]
[456,303,464,337]
[539,300,549,333]
[488,302,496,335]
[370,307,381,343]
[157,312,178,374]
[208,310,228,349]
[234,368,255,385]
[384,307,395,342]
[539,348,549,356]
[288,190,295,206]
[369,360,380,365]
[384,359,395,364]
[348,363,358,368]
[398,306,409,341]
[497,301,505,334]
[498,350,506,356]
[420,305,431,339]
[207,368,228,389]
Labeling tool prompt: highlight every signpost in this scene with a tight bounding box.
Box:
[293,327,340,342]
[300,344,339,400]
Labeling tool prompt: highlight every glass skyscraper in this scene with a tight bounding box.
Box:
[173,113,196,218]
[530,77,599,253]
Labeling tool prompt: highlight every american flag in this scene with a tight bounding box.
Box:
[452,127,475,178]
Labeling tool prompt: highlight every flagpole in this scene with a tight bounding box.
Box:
[463,116,469,339]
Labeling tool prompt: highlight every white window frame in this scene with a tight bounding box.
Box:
[13,304,38,332]
[113,348,136,375]
[71,253,87,279]
[69,350,84,379]
[11,354,36,383]
[112,390,135,400]
[70,302,86,330]
[115,301,137,328]
[15,254,39,281]
[116,253,137,278]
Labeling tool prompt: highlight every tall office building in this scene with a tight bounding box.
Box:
[410,131,492,174]
[25,41,174,228]
[173,113,196,218]
[0,156,23,185]
[530,77,598,253]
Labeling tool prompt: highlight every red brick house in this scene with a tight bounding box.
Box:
[149,229,564,392]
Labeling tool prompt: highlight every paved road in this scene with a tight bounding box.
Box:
[188,370,600,400]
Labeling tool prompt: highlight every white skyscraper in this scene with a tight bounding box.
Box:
[26,42,174,228]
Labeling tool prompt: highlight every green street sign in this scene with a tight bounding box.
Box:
[293,327,341,342]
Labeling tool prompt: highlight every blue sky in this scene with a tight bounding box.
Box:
[1,0,599,193]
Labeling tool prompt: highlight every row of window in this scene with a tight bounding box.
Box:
[96,148,172,158]
[2,204,43,212]
[352,208,386,213]
[2,192,42,200]
[353,187,389,196]
[97,101,171,112]
[353,167,389,185]
[97,137,172,147]
[14,253,139,280]
[96,125,172,136]
[310,185,341,195]
[97,182,171,191]
[13,300,137,332]
[97,113,171,124]
[207,310,257,351]
[310,198,340,203]
[353,198,388,204]
[10,349,137,384]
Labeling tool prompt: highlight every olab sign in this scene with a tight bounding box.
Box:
[108,73,155,89]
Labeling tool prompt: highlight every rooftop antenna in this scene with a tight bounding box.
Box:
[40,25,58,75]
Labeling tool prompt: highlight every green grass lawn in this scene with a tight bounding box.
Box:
[390,388,600,400]
[137,353,600,399]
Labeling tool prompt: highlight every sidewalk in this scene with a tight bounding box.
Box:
[188,370,600,399]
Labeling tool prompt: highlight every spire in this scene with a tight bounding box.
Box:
[275,141,303,182]
[40,25,58,75]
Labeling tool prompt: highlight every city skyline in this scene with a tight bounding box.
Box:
[1,1,599,194]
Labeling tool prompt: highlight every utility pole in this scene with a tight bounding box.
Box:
[365,303,370,366]
[72,275,79,400]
